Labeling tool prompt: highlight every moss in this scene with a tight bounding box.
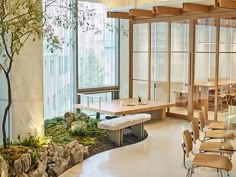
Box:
[0,146,41,177]
[44,114,108,146]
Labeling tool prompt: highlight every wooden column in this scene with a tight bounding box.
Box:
[148,23,151,100]
[129,20,133,98]
[167,21,171,112]
[188,19,195,121]
[214,18,220,121]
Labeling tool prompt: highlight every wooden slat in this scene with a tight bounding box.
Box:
[216,0,236,9]
[129,9,154,18]
[183,3,210,13]
[153,6,182,16]
[107,12,131,19]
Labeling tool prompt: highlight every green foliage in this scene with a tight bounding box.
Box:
[16,133,51,148]
[69,118,106,137]
[45,113,107,146]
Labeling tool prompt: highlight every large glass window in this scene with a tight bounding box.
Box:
[133,23,149,99]
[77,2,118,89]
[170,21,189,116]
[151,22,168,101]
[194,18,216,120]
[43,0,74,119]
[43,1,119,118]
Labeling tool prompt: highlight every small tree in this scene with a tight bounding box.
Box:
[0,0,126,149]
[0,0,101,149]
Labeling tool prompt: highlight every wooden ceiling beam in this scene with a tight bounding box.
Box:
[215,0,236,9]
[183,3,210,13]
[107,12,132,19]
[129,9,154,18]
[153,6,182,16]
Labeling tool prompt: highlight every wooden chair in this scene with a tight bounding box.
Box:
[198,111,235,141]
[182,130,232,177]
[202,105,226,130]
[191,120,233,156]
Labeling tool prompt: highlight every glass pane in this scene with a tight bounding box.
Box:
[195,53,216,82]
[219,54,230,80]
[151,53,168,82]
[43,0,74,118]
[133,23,149,51]
[194,53,216,120]
[133,80,148,99]
[78,2,118,89]
[171,53,189,84]
[133,52,148,80]
[151,22,168,52]
[195,18,216,52]
[80,92,112,116]
[220,19,236,52]
[171,21,189,52]
[151,82,168,102]
[231,54,236,80]
[170,83,188,115]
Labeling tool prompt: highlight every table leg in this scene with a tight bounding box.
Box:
[96,112,100,119]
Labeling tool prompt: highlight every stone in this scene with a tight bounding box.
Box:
[28,160,47,177]
[0,155,8,177]
[71,121,87,131]
[83,146,89,157]
[78,112,90,120]
[64,112,74,128]
[21,153,31,172]
[16,173,29,177]
[47,158,69,176]
[14,159,23,174]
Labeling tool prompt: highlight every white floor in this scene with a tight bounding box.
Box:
[60,117,236,177]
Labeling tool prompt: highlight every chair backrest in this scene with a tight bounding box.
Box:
[191,120,200,144]
[182,130,193,158]
[198,111,206,131]
[201,105,208,122]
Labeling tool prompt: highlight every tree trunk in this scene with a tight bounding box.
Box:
[2,69,12,149]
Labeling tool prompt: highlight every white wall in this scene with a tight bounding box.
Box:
[119,19,130,98]
[11,38,44,140]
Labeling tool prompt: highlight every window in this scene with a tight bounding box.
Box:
[43,0,119,118]
[77,2,119,89]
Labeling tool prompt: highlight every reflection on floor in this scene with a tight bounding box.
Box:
[60,118,236,177]
[170,106,228,122]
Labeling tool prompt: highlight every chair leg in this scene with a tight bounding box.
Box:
[186,169,190,177]
[189,167,194,177]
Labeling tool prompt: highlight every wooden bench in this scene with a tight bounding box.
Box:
[97,113,151,146]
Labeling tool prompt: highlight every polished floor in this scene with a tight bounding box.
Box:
[60,117,236,177]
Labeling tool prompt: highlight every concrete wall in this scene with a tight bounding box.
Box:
[11,38,44,140]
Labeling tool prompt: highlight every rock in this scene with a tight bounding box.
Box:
[14,159,23,174]
[71,121,87,131]
[0,155,8,177]
[78,113,90,120]
[28,160,47,177]
[16,173,29,177]
[21,153,31,172]
[70,146,83,165]
[83,146,89,157]
[64,112,74,128]
[47,158,69,176]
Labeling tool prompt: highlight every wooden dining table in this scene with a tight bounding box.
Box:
[74,98,175,119]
